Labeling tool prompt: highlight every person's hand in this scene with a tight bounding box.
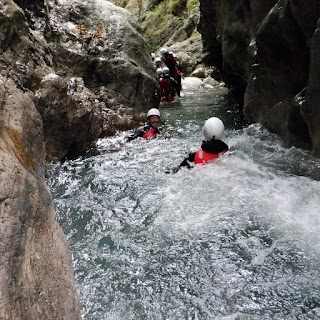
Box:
[165,166,180,174]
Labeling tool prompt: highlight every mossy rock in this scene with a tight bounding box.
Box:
[109,0,200,51]
[141,0,199,50]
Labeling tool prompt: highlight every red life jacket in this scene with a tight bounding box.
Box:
[142,127,158,139]
[161,95,174,102]
[194,148,226,165]
[159,78,173,95]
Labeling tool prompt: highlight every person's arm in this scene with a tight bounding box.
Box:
[126,126,146,142]
[167,152,195,174]
[178,152,195,169]
[221,141,229,152]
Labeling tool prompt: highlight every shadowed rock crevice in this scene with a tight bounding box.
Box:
[198,0,320,155]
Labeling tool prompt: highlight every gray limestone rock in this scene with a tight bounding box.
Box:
[0,76,81,319]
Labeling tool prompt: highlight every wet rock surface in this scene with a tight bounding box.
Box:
[0,0,161,318]
[0,76,81,319]
[198,0,320,155]
[1,0,159,160]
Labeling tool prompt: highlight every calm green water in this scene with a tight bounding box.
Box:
[47,83,320,320]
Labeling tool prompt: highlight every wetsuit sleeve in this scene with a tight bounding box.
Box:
[126,126,146,142]
[221,141,229,152]
[174,152,195,172]
[184,152,195,165]
[165,152,195,174]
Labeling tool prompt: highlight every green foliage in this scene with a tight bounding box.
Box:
[141,0,199,50]
[171,0,187,16]
[111,0,129,7]
[186,0,198,11]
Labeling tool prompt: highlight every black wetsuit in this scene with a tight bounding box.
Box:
[126,124,160,142]
[164,55,182,96]
[177,139,229,170]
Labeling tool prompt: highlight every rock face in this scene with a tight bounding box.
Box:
[304,19,320,156]
[43,0,159,159]
[35,75,104,160]
[0,0,160,317]
[46,0,159,106]
[109,0,202,75]
[109,0,199,48]
[0,77,81,319]
[198,0,320,156]
[1,0,159,160]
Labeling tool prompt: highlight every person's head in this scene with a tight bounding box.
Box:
[160,47,168,55]
[156,68,163,77]
[154,57,162,67]
[202,117,225,140]
[169,52,176,61]
[147,108,161,128]
[151,52,155,60]
[162,66,170,76]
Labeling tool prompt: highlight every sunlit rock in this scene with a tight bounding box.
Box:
[0,76,81,319]
[191,65,206,78]
[46,0,159,114]
[201,76,220,88]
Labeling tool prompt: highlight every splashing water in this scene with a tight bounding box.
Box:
[47,86,320,319]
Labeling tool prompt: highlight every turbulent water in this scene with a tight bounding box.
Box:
[47,83,320,320]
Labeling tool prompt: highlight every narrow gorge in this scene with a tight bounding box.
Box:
[0,0,319,319]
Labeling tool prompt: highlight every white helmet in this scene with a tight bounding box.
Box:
[154,57,162,63]
[160,48,168,55]
[163,66,170,75]
[147,108,160,118]
[202,117,225,140]
[151,52,155,59]
[156,68,163,75]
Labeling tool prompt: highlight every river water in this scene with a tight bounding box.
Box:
[47,83,320,320]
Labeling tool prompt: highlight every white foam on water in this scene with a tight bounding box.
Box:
[47,90,320,320]
[182,77,203,90]
[155,131,320,255]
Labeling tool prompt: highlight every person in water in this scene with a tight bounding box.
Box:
[159,66,176,102]
[156,67,163,79]
[154,57,163,69]
[172,117,228,172]
[126,108,161,142]
[160,48,183,97]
